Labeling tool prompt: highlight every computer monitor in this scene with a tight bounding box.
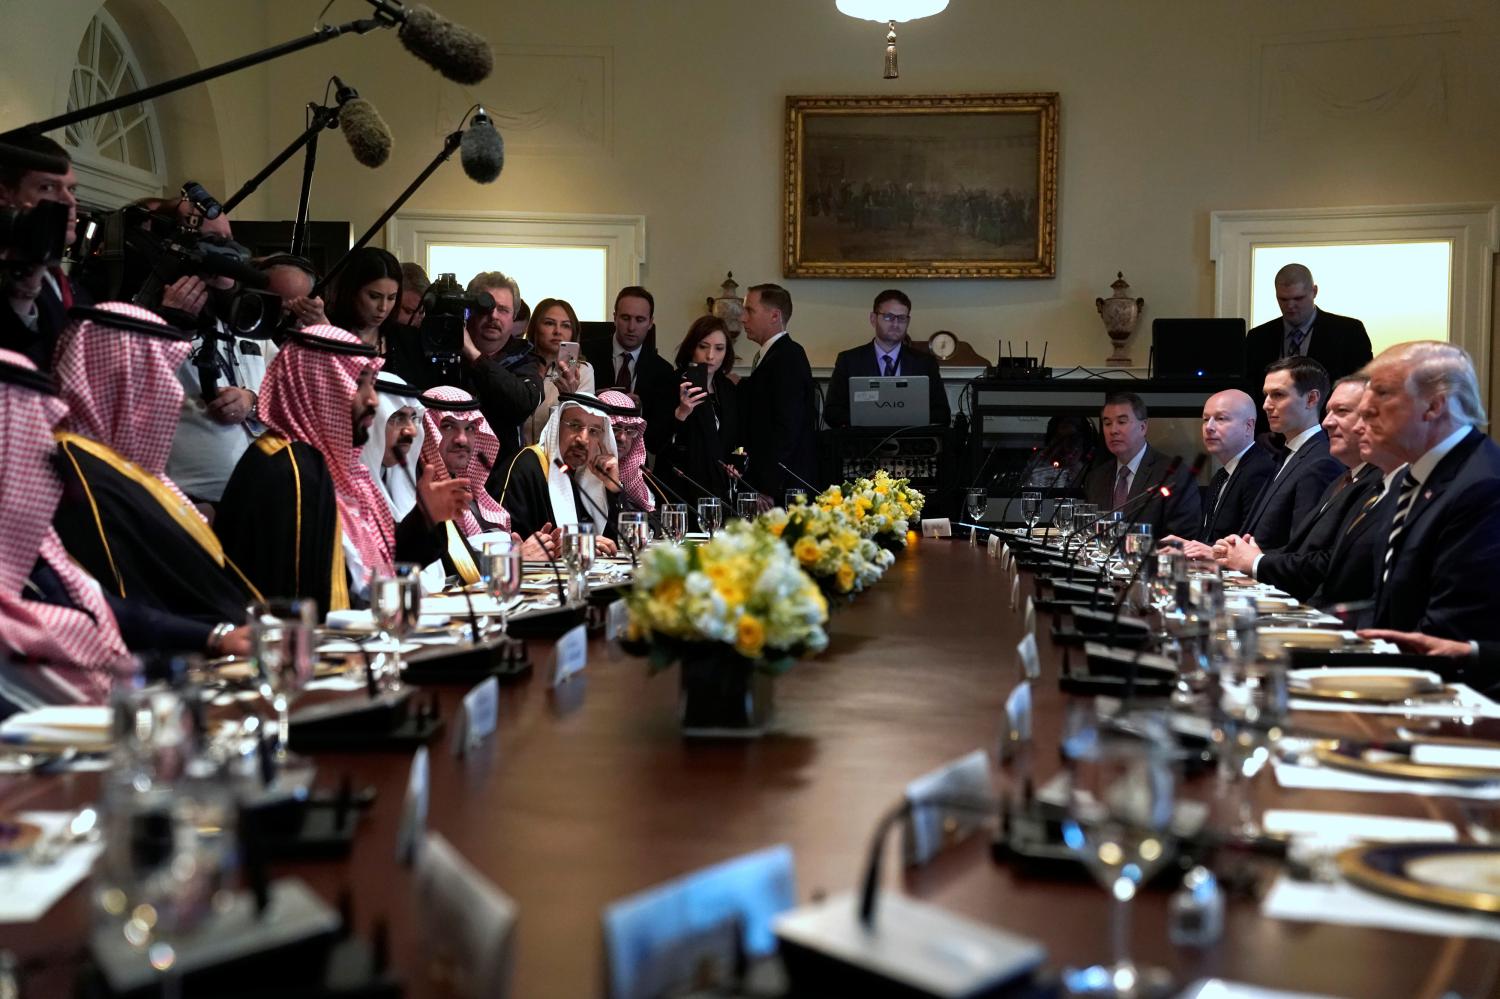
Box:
[1150,318,1246,380]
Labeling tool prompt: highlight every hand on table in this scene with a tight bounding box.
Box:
[1357,630,1475,658]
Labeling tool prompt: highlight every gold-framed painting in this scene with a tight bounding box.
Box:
[783,92,1059,279]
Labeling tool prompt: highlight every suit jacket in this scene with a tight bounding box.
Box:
[1373,428,1500,640]
[823,341,951,429]
[1239,428,1344,550]
[582,336,676,411]
[1197,444,1277,543]
[1244,309,1373,433]
[1255,463,1377,600]
[1082,444,1202,540]
[0,270,86,372]
[1310,470,1398,608]
[741,334,820,497]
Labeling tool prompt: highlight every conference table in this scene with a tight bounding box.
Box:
[6,538,1500,998]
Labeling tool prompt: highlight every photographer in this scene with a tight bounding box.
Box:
[384,269,541,472]
[0,133,88,371]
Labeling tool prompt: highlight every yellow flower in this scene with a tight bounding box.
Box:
[836,563,855,592]
[654,577,685,603]
[736,614,766,658]
[875,484,889,496]
[716,580,746,607]
[794,537,820,565]
[769,520,786,538]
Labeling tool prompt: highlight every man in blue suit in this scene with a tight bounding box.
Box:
[1364,341,1500,640]
[822,289,950,430]
[1223,355,1344,552]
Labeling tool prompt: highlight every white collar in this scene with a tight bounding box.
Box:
[759,330,789,355]
[1117,444,1147,477]
[1409,424,1472,484]
[613,338,641,360]
[1222,441,1256,477]
[1285,423,1321,453]
[1380,463,1407,495]
[873,339,902,359]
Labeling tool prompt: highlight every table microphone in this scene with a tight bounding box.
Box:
[1103,453,1206,638]
[1065,455,1184,586]
[857,794,1001,928]
[591,457,666,537]
[778,461,821,495]
[640,466,691,508]
[668,465,732,504]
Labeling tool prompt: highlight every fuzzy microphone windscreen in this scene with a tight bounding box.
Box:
[398,5,494,85]
[339,98,393,168]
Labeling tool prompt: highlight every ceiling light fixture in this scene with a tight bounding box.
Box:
[836,0,949,79]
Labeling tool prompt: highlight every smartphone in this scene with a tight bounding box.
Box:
[556,341,581,367]
[682,363,709,393]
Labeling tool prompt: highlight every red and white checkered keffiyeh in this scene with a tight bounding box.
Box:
[418,385,510,536]
[0,349,132,701]
[597,389,654,513]
[53,302,200,516]
[256,325,395,583]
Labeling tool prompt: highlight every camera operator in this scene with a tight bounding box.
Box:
[257,252,325,333]
[0,133,88,371]
[384,269,541,472]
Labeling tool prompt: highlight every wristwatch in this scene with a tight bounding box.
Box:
[206,622,235,656]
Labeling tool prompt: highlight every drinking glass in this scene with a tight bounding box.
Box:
[1189,569,1227,617]
[784,489,808,508]
[1020,490,1043,538]
[736,493,761,521]
[618,511,649,566]
[1070,503,1097,560]
[370,562,421,693]
[561,523,597,605]
[1092,510,1124,564]
[1122,524,1154,576]
[661,502,689,544]
[248,597,315,773]
[697,497,724,539]
[965,488,987,542]
[1053,499,1076,551]
[485,546,523,635]
[1061,707,1178,998]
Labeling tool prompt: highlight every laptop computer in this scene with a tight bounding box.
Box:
[1150,318,1246,379]
[849,376,930,427]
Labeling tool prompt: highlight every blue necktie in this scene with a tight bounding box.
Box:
[882,354,896,377]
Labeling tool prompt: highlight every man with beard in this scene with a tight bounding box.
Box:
[596,389,656,513]
[497,393,621,554]
[215,325,469,616]
[418,385,558,582]
[50,303,261,622]
[360,373,425,520]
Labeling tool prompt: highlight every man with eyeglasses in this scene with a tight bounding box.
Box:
[822,289,950,429]
[495,393,621,555]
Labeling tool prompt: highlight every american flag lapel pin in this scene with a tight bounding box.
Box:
[1424,489,1434,500]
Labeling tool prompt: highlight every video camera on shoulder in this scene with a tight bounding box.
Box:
[122,183,280,340]
[0,200,70,272]
[416,272,496,383]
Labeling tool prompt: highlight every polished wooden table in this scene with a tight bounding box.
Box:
[6,539,1500,997]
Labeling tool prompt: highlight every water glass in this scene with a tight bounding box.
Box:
[1053,499,1076,549]
[370,563,422,692]
[736,493,760,521]
[697,497,724,538]
[784,490,808,508]
[248,597,315,764]
[484,545,523,635]
[965,488,987,543]
[618,510,649,565]
[1020,489,1043,536]
[1122,523,1154,575]
[661,502,689,543]
[561,523,597,605]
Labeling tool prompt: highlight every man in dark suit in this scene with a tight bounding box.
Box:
[1364,341,1500,640]
[1244,263,1372,433]
[1219,376,1380,599]
[1227,355,1344,551]
[1167,389,1275,555]
[822,289,950,429]
[0,132,87,372]
[1081,391,1201,539]
[1356,630,1500,697]
[739,283,819,497]
[582,286,675,417]
[1310,412,1405,607]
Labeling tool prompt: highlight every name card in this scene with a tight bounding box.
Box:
[1017,632,1040,681]
[902,749,991,867]
[605,598,630,642]
[1004,679,1033,744]
[550,623,589,687]
[920,518,952,538]
[415,833,518,999]
[1000,544,1012,572]
[1024,595,1036,637]
[396,746,430,866]
[987,533,1001,557]
[452,676,499,757]
[1009,571,1021,611]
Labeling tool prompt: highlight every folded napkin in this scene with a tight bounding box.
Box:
[1272,757,1500,800]
[1290,683,1500,719]
[0,811,105,922]
[324,609,448,631]
[1262,810,1457,846]
[1263,874,1500,942]
[1409,744,1500,768]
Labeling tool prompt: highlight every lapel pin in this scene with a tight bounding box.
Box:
[1424,489,1433,500]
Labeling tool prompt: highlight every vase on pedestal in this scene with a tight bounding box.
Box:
[1095,272,1145,368]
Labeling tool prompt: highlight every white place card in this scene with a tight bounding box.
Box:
[920,518,952,538]
[1016,632,1040,681]
[605,599,630,642]
[451,676,499,757]
[415,832,518,998]
[1023,595,1036,636]
[902,749,991,867]
[987,533,1001,556]
[1009,571,1021,611]
[550,623,589,687]
[396,746,430,866]
[1004,680,1033,744]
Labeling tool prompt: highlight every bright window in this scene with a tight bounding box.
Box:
[1251,241,1452,357]
[426,244,608,321]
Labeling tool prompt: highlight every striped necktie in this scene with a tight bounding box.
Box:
[1286,326,1307,356]
[1381,473,1423,584]
[1202,466,1229,528]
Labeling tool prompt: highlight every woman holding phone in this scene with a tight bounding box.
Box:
[646,315,742,505]
[520,297,595,445]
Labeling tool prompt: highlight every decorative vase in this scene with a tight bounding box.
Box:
[1095,271,1145,368]
[678,645,775,738]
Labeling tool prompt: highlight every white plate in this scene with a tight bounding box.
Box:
[1290,666,1443,688]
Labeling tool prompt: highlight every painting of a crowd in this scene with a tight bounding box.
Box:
[804,179,1039,257]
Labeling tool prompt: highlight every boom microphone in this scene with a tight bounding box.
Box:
[334,77,392,168]
[460,108,505,184]
[365,1,494,85]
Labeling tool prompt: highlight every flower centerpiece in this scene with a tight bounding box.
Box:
[622,520,828,736]
[757,502,893,601]
[825,470,925,551]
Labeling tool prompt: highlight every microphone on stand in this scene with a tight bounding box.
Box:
[335,76,392,168]
[591,457,666,537]
[665,465,732,504]
[857,794,1002,928]
[1065,455,1185,586]
[778,461,821,496]
[640,466,692,509]
[460,107,504,183]
[362,1,494,84]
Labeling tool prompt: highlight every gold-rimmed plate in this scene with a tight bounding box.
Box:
[1338,842,1500,915]
[1311,741,1500,785]
[1290,667,1444,703]
[1260,627,1356,651]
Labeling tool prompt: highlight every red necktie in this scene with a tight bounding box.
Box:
[614,352,632,390]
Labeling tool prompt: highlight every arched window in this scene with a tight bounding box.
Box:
[64,9,167,207]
